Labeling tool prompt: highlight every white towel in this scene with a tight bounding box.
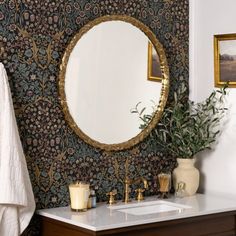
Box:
[0,63,35,235]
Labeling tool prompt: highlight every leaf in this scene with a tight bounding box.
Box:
[131,80,228,158]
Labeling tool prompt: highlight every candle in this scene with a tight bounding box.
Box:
[69,182,90,211]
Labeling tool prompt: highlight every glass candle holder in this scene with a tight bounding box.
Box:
[69,182,90,211]
[158,173,171,199]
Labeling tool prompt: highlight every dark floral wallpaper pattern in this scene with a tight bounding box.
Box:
[0,0,188,235]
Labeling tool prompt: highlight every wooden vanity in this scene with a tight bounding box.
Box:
[38,194,236,236]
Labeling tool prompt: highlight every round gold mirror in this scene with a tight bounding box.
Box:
[59,15,169,151]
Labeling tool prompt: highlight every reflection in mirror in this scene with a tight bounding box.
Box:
[59,15,169,151]
[148,42,163,82]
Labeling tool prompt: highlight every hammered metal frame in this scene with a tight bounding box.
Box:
[59,15,170,151]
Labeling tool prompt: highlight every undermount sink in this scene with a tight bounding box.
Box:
[108,200,192,216]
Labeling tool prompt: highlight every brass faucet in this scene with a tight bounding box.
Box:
[124,177,148,203]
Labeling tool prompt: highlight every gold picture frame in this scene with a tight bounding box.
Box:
[214,33,236,87]
[147,41,162,82]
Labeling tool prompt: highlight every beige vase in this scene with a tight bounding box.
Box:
[173,158,200,196]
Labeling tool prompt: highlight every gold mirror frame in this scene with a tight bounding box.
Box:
[59,15,169,151]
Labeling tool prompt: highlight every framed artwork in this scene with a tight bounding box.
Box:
[214,33,236,87]
[147,41,162,82]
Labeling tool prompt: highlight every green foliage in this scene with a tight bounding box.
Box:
[132,81,228,159]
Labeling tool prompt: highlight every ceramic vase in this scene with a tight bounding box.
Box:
[173,158,200,196]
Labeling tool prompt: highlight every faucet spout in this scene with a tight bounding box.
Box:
[124,177,148,203]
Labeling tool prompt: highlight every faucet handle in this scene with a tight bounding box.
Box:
[106,191,117,205]
[135,188,145,201]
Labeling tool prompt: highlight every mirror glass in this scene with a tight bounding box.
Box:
[59,16,169,151]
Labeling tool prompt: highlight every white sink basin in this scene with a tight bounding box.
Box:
[109,200,191,216]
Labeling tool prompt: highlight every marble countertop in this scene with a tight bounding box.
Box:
[37,194,236,231]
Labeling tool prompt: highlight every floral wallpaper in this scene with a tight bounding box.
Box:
[0,0,188,235]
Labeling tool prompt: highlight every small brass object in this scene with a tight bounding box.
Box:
[124,178,132,203]
[157,173,171,199]
[124,177,148,203]
[106,191,117,205]
[175,182,186,198]
[135,188,145,201]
